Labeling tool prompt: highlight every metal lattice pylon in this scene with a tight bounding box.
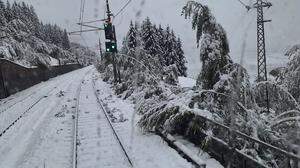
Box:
[253,0,272,111]
[254,0,272,82]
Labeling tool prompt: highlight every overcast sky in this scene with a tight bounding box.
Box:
[9,0,300,77]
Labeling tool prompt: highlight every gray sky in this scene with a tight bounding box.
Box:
[9,0,300,77]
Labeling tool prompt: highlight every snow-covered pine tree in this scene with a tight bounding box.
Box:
[182,1,230,90]
[4,1,13,22]
[120,21,138,70]
[62,29,70,50]
[141,17,160,56]
[175,37,187,77]
[0,0,6,27]
[161,26,172,66]
[155,24,166,66]
[126,21,137,54]
[28,4,39,34]
[282,44,300,102]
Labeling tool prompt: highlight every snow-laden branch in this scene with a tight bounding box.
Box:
[274,110,300,121]
[118,53,160,81]
[271,116,300,128]
[256,81,300,109]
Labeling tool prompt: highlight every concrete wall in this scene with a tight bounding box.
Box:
[0,59,81,99]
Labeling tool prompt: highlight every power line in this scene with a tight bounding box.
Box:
[114,0,133,18]
[79,0,86,33]
[236,0,252,10]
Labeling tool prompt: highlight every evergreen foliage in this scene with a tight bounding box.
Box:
[0,0,94,67]
[121,18,187,77]
[280,45,300,101]
[0,0,70,49]
[182,1,230,89]
[98,2,300,167]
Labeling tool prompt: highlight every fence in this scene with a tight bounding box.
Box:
[185,114,300,168]
[0,59,82,99]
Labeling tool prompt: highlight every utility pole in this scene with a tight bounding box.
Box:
[104,0,120,83]
[69,0,121,83]
[99,38,103,59]
[253,0,272,112]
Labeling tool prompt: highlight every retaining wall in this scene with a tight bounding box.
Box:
[0,59,82,99]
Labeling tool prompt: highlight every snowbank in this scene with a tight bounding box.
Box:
[178,76,196,88]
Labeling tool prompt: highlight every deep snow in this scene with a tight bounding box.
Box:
[0,66,223,168]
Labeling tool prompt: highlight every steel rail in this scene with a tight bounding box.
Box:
[0,70,81,138]
[72,69,93,168]
[91,79,134,167]
[0,84,59,138]
[0,82,55,115]
[72,80,81,168]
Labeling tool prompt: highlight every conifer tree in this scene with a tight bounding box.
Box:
[182,1,230,89]
[62,29,70,50]
[127,21,137,54]
[0,0,6,26]
[155,24,166,65]
[141,17,159,56]
[5,1,13,22]
[175,37,187,76]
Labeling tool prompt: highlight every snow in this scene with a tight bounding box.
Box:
[0,67,91,168]
[178,76,196,88]
[49,56,60,66]
[174,136,224,168]
[93,70,223,168]
[0,66,223,168]
[17,0,299,79]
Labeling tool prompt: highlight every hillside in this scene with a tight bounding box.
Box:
[0,0,96,67]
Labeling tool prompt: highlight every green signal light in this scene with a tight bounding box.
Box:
[106,48,110,52]
[112,45,115,49]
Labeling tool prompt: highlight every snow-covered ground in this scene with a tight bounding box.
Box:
[93,71,223,168]
[0,66,223,168]
[178,77,196,88]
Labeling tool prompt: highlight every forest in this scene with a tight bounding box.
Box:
[0,0,96,67]
[97,1,300,167]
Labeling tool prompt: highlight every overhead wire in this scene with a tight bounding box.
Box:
[79,0,87,33]
[113,0,133,18]
[236,0,252,10]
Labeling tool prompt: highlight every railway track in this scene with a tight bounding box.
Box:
[72,74,84,168]
[72,76,133,168]
[92,79,134,167]
[0,79,59,115]
[0,69,77,114]
[0,85,59,138]
[0,69,86,139]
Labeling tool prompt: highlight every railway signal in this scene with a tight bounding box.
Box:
[104,22,118,53]
[105,41,117,53]
[104,22,113,40]
[68,0,124,83]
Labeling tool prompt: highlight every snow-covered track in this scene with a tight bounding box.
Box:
[0,86,57,138]
[72,75,84,168]
[91,80,134,167]
[0,79,62,115]
[0,68,86,139]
